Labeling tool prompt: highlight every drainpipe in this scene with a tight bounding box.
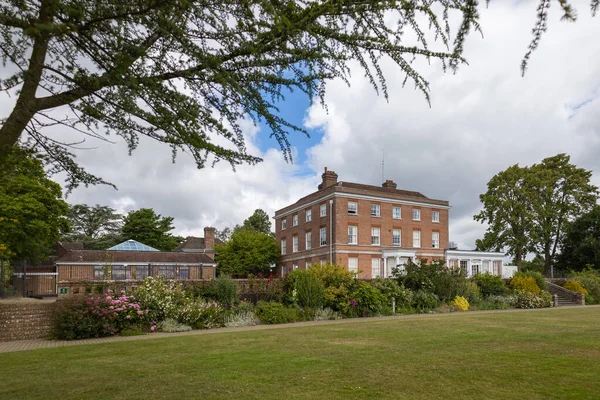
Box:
[329,199,333,263]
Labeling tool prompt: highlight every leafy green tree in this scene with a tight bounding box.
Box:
[215,227,233,243]
[558,206,600,271]
[527,154,598,273]
[241,209,272,235]
[62,204,123,249]
[0,147,69,264]
[215,229,279,278]
[519,255,547,274]
[474,164,532,270]
[121,208,183,251]
[2,1,593,187]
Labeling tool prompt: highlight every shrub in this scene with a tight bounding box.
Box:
[306,263,355,312]
[514,271,546,291]
[254,301,299,324]
[313,307,340,321]
[515,290,552,309]
[288,270,325,309]
[510,276,541,294]
[412,290,440,312]
[176,299,224,329]
[134,277,185,321]
[395,259,468,303]
[214,275,238,308]
[224,311,259,327]
[563,280,589,296]
[347,280,387,317]
[450,296,469,311]
[570,268,600,304]
[472,273,506,297]
[158,318,192,333]
[457,280,481,304]
[370,278,414,311]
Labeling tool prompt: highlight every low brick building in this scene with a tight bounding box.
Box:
[174,227,223,260]
[274,168,504,278]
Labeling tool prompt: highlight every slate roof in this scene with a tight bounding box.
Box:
[174,236,224,252]
[56,250,216,265]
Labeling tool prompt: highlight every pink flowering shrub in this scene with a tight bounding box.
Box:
[51,293,152,340]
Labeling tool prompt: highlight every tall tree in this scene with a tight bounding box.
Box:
[0,147,69,264]
[65,204,122,239]
[558,205,600,272]
[121,208,183,251]
[528,154,598,273]
[215,229,279,277]
[215,227,233,243]
[241,209,272,235]
[1,1,594,188]
[474,164,532,270]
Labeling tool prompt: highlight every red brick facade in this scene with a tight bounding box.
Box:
[275,169,450,278]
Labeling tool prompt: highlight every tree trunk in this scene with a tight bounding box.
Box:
[0,104,39,160]
[515,248,522,271]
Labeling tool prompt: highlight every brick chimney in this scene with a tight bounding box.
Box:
[204,227,216,250]
[318,167,338,190]
[382,179,397,189]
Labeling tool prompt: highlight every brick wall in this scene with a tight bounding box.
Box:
[0,302,56,342]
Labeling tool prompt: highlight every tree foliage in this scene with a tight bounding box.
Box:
[121,208,183,251]
[61,203,123,249]
[0,147,69,263]
[240,209,272,234]
[558,205,600,271]
[215,228,279,278]
[475,154,598,271]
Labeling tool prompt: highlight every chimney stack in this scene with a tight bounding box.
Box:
[382,179,397,189]
[318,167,338,190]
[204,227,216,250]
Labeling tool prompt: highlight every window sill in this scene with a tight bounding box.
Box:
[412,219,421,222]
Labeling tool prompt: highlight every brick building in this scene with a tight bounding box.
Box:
[274,168,454,278]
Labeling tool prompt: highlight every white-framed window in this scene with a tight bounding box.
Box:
[371,204,380,217]
[293,263,298,270]
[432,232,440,248]
[281,239,286,255]
[320,204,327,217]
[292,235,298,252]
[371,227,380,245]
[305,231,312,250]
[393,229,401,246]
[432,211,440,223]
[281,265,287,276]
[292,214,298,226]
[371,258,381,278]
[483,260,490,274]
[412,209,421,221]
[348,257,359,274]
[393,206,402,219]
[348,226,358,244]
[460,260,468,274]
[348,201,358,215]
[305,209,312,222]
[320,259,326,265]
[306,261,312,269]
[281,219,287,230]
[413,230,421,248]
[320,227,327,246]
[493,261,499,275]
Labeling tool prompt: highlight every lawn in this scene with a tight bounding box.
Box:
[1,307,600,400]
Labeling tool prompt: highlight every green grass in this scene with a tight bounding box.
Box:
[2,308,600,399]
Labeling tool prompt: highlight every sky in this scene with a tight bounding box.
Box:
[2,0,600,250]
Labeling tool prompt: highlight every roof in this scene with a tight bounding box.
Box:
[174,236,224,252]
[56,242,84,251]
[56,250,216,265]
[108,240,159,252]
[275,180,449,217]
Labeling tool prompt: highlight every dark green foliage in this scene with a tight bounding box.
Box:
[121,208,183,251]
[472,273,506,297]
[240,209,272,235]
[214,275,238,308]
[288,269,325,309]
[559,205,600,271]
[215,229,279,277]
[569,268,600,304]
[370,278,413,311]
[520,255,547,274]
[348,280,388,317]
[0,147,69,263]
[61,204,123,249]
[411,290,440,312]
[254,301,299,325]
[395,259,468,303]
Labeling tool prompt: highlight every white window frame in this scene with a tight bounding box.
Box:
[432,232,440,249]
[371,258,381,278]
[292,235,298,252]
[281,239,286,255]
[371,227,380,245]
[320,204,327,217]
[320,227,327,246]
[305,209,312,222]
[281,266,287,276]
[371,204,380,217]
[432,211,440,223]
[306,261,312,269]
[293,263,298,270]
[412,209,421,221]
[348,226,358,244]
[413,230,421,248]
[305,231,312,250]
[393,229,401,246]
[348,257,359,274]
[393,206,402,219]
[348,201,358,215]
[292,214,298,226]
[281,219,287,230]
